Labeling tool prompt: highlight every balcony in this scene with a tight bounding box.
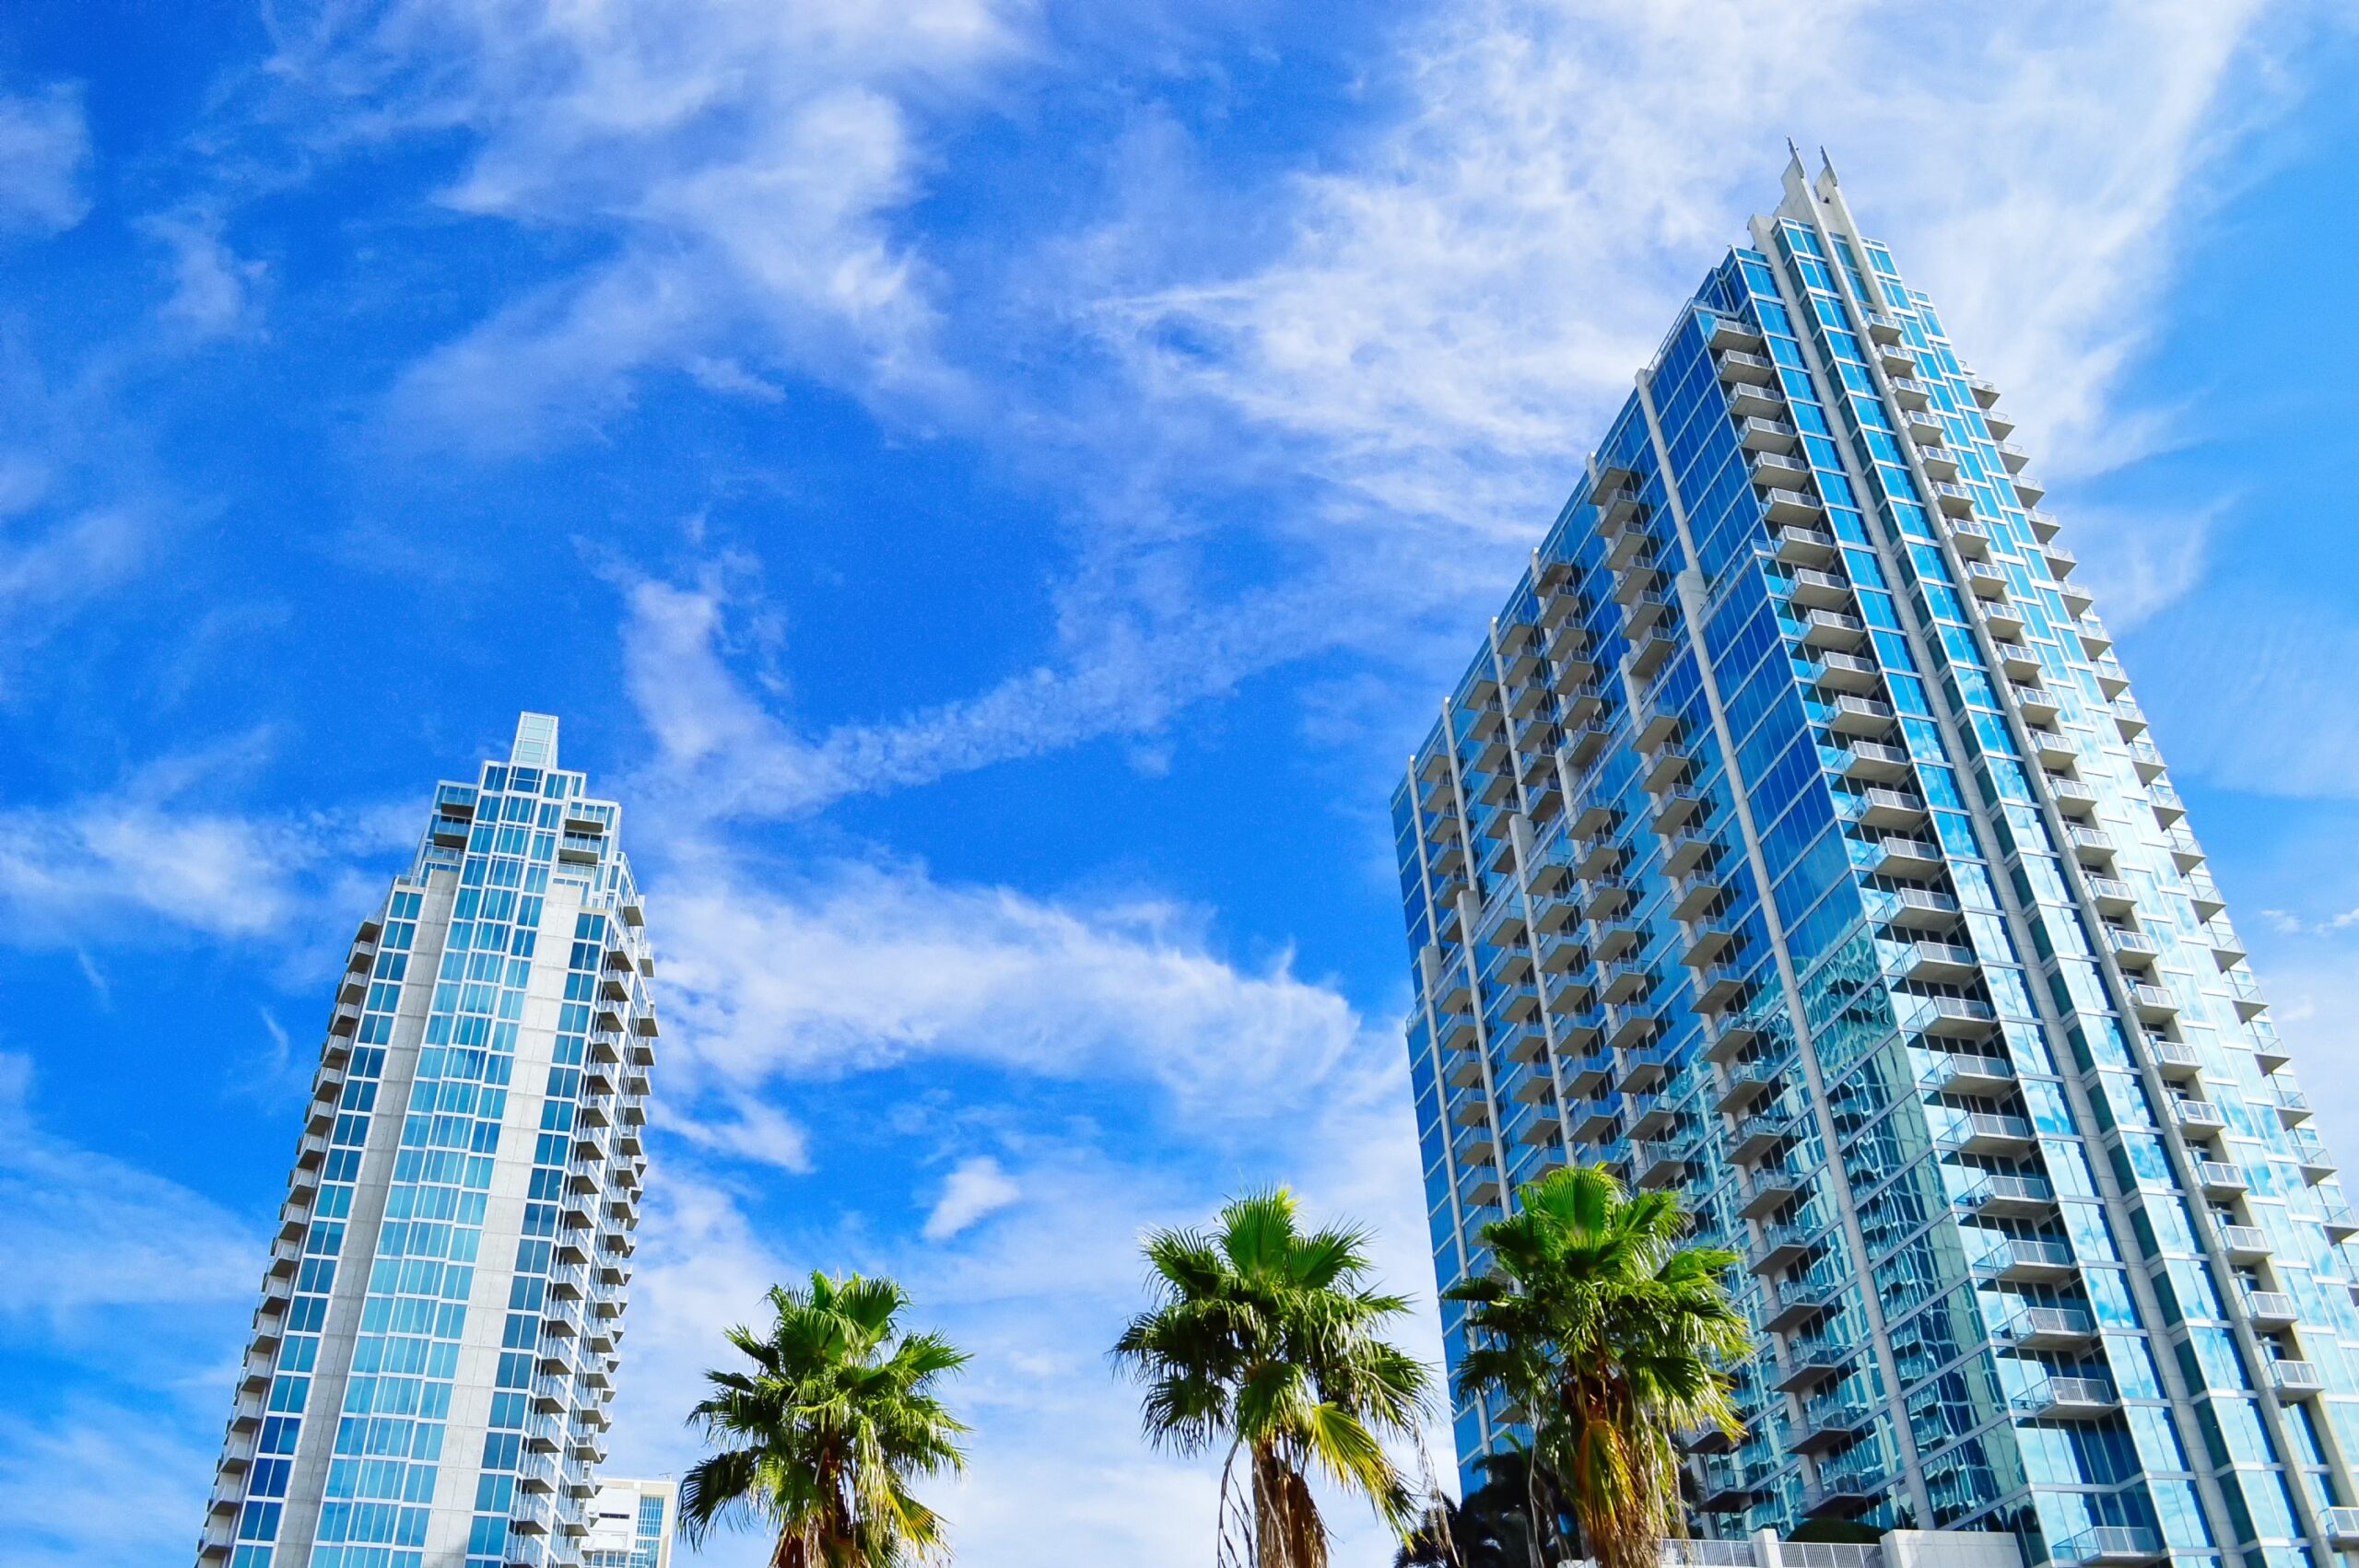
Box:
[1750,451,1813,489]
[1635,1141,1693,1189]
[1770,523,1838,565]
[2130,983,2177,1023]
[1649,785,1710,835]
[1798,608,1867,649]
[1703,1017,1765,1063]
[1741,1168,1808,1218]
[1746,1222,1814,1273]
[1827,695,1897,736]
[1728,378,1786,418]
[2322,1510,2359,1549]
[1638,742,1692,791]
[1886,375,1932,409]
[1783,567,1854,611]
[1716,348,1779,385]
[1938,1111,2035,1154]
[2271,1359,2324,1398]
[2051,1527,2163,1566]
[2103,927,2157,967]
[2217,1223,2271,1262]
[1764,1280,1839,1335]
[1594,486,1648,532]
[1625,1094,1676,1140]
[1773,1341,1853,1393]
[1919,995,2000,1039]
[2246,1291,2298,1328]
[2083,873,2135,914]
[2012,1375,2118,1419]
[1885,887,1963,930]
[1730,1110,1797,1164]
[1915,443,1959,482]
[1692,965,1747,1012]
[1991,1305,2097,1351]
[2019,731,2075,773]
[1929,481,1977,518]
[1919,1049,2014,1096]
[1956,1172,2056,1220]
[1612,1039,1672,1090]
[1897,941,1978,985]
[1802,1468,1885,1516]
[1713,1056,1785,1115]
[1568,1098,1617,1142]
[1850,786,1926,830]
[2197,1162,2248,1197]
[2007,682,2060,722]
[1867,836,1942,878]
[1736,415,1798,452]
[1972,1236,2077,1282]
[1835,740,1914,784]
[2171,1098,2224,1131]
[1784,1394,1871,1452]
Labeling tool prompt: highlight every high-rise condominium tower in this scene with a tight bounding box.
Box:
[1392,159,2359,1568]
[198,714,658,1568]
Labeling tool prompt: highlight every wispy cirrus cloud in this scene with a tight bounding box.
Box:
[0,745,411,949]
[1102,1,2283,518]
[266,0,1032,452]
[0,83,93,237]
[0,1053,260,1568]
[613,3,2298,820]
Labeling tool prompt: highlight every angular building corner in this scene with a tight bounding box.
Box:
[1394,156,2359,1568]
[197,712,659,1568]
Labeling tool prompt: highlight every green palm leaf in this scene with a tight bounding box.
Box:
[681,1270,969,1568]
[1444,1164,1752,1568]
[1113,1186,1436,1568]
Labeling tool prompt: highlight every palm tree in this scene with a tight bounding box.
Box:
[1394,1448,1545,1568]
[1112,1187,1434,1568]
[679,1271,970,1568]
[1445,1164,1748,1568]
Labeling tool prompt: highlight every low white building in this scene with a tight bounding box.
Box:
[581,1478,675,1568]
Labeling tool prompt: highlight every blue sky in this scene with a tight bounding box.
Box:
[6,3,2359,1564]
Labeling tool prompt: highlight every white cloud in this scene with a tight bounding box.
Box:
[2128,590,2359,800]
[0,1053,260,1328]
[270,0,1029,451]
[1108,3,2280,511]
[924,1155,1022,1241]
[597,3,2299,824]
[142,212,267,339]
[618,572,1291,823]
[651,855,1362,1110]
[0,505,145,689]
[610,1068,1438,1568]
[0,1054,263,1566]
[592,846,1445,1564]
[0,749,412,949]
[0,84,93,237]
[0,1398,226,1568]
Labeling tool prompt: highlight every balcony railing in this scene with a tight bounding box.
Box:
[2012,1375,2117,1417]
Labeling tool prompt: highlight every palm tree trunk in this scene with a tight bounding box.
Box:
[1250,1447,1329,1568]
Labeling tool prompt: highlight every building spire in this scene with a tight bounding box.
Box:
[511,710,559,768]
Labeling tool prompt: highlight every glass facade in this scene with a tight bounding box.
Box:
[1393,160,2359,1568]
[196,714,658,1568]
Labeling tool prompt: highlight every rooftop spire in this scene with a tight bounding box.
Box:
[511,711,559,768]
